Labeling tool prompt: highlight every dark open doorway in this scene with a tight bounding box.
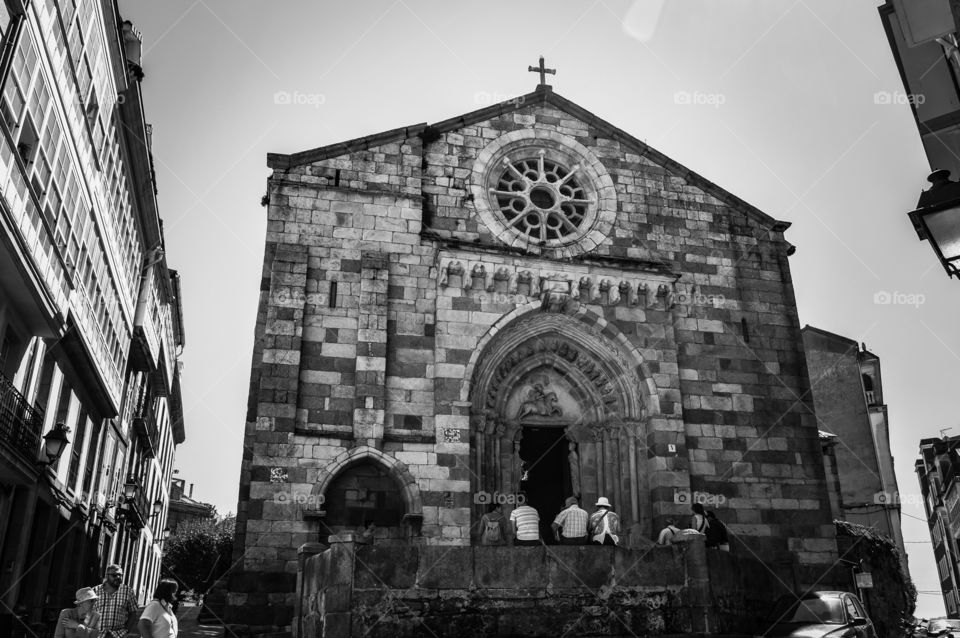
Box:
[518,426,570,544]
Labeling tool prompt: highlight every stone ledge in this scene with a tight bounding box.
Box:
[293,425,353,439]
[383,429,437,444]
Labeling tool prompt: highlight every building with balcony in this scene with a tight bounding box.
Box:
[801,327,907,573]
[917,436,960,618]
[0,1,185,634]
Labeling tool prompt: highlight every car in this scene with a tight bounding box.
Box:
[758,591,877,638]
[927,618,960,637]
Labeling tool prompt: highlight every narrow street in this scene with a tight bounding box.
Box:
[177,603,224,638]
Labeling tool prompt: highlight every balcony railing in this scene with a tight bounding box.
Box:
[0,372,44,463]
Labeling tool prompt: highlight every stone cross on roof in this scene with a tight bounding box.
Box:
[528,55,556,86]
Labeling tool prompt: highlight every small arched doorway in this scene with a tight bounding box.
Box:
[309,446,423,545]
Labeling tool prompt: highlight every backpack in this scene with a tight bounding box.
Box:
[482,515,502,544]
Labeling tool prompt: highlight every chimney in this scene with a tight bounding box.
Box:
[188,483,194,498]
[121,20,142,67]
[121,21,144,81]
[170,479,183,501]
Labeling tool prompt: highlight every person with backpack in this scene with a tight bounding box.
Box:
[479,503,508,546]
[552,496,588,545]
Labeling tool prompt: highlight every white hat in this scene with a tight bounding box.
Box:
[74,588,98,604]
[595,497,612,508]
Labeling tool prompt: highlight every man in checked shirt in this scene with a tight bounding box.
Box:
[92,564,139,638]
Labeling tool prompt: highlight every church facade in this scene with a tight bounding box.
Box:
[227,83,839,629]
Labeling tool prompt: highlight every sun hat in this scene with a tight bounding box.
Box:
[74,588,98,604]
[595,497,612,508]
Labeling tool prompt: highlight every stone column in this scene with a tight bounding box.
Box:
[592,426,605,496]
[627,424,640,523]
[320,534,358,638]
[294,542,327,638]
[353,252,388,445]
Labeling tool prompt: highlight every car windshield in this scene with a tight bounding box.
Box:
[929,620,960,632]
[769,597,845,624]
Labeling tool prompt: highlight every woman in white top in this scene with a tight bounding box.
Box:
[138,579,179,638]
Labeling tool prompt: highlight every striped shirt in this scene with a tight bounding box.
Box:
[553,505,588,538]
[93,583,138,638]
[509,505,540,541]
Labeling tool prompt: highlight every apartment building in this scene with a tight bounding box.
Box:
[917,436,960,618]
[0,1,185,633]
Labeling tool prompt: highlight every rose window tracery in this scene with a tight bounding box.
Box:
[491,150,590,243]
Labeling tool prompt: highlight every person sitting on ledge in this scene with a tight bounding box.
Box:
[705,511,729,551]
[588,497,620,546]
[552,496,588,545]
[510,493,541,546]
[656,518,683,545]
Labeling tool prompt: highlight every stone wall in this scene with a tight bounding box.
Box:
[294,536,811,638]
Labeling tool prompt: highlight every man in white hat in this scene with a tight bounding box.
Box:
[53,588,100,638]
[588,496,620,546]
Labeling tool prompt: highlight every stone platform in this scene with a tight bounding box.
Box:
[290,536,829,638]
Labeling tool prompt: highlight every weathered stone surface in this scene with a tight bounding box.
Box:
[293,540,828,637]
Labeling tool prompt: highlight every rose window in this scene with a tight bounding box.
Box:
[490,151,590,243]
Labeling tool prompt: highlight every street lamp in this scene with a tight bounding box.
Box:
[150,498,163,517]
[40,422,70,466]
[122,476,139,501]
[908,169,960,278]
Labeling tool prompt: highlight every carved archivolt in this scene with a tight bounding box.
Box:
[470,311,648,436]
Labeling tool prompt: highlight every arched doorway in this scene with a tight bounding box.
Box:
[467,308,655,544]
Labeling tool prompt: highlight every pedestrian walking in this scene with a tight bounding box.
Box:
[138,579,179,638]
[53,588,100,638]
[93,564,139,638]
[551,496,588,545]
[588,497,620,546]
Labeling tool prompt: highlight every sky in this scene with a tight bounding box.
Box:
[118,0,960,619]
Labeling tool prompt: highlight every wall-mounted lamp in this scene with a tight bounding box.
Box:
[39,422,70,466]
[122,476,139,501]
[908,169,960,279]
